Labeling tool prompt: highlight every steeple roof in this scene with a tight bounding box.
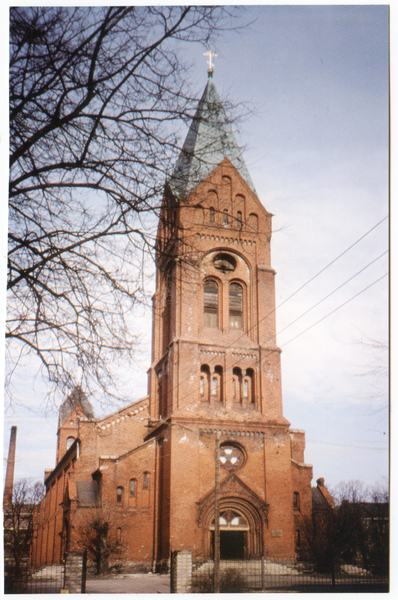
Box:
[59,386,94,427]
[169,75,257,201]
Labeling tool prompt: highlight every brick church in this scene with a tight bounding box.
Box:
[30,69,333,571]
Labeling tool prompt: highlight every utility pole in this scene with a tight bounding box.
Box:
[214,430,221,593]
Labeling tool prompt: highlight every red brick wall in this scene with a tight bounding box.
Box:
[31,158,318,570]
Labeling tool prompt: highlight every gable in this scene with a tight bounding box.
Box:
[197,471,269,526]
[178,158,271,239]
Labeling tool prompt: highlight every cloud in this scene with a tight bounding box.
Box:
[3,5,389,490]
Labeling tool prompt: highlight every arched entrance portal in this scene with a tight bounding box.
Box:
[205,498,264,559]
[210,509,249,559]
[197,474,268,560]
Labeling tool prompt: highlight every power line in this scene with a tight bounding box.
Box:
[277,250,388,338]
[273,215,388,314]
[14,217,387,429]
[282,273,387,348]
[161,216,388,405]
[210,270,388,406]
[197,215,388,357]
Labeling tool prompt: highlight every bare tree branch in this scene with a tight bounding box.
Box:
[7,5,241,409]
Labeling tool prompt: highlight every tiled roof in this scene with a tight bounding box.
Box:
[59,386,94,426]
[312,486,333,510]
[169,75,257,201]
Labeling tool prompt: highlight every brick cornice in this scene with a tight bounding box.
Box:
[291,458,313,470]
[97,401,149,432]
[196,232,258,247]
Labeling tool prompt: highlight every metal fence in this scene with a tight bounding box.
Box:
[191,558,389,593]
[4,562,66,594]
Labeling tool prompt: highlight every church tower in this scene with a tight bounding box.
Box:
[147,68,313,564]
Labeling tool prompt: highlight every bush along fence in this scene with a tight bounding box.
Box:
[4,552,86,594]
[185,555,388,593]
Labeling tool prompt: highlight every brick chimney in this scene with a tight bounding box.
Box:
[316,477,335,508]
[3,426,17,505]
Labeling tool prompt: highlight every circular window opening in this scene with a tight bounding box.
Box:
[219,443,245,470]
[213,253,236,273]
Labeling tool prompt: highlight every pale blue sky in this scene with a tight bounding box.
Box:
[3,4,389,494]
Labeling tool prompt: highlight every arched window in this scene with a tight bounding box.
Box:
[143,472,150,490]
[130,479,136,497]
[200,365,210,402]
[116,486,123,504]
[223,209,229,226]
[212,366,223,402]
[157,371,163,417]
[204,280,219,328]
[162,371,168,417]
[244,368,255,404]
[211,509,248,529]
[209,206,215,223]
[229,282,243,329]
[66,436,75,450]
[293,492,300,510]
[232,367,242,403]
[235,193,245,212]
[237,211,243,229]
[211,376,218,397]
[248,213,258,231]
[222,175,232,203]
[162,266,173,353]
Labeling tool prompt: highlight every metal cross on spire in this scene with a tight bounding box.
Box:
[203,49,217,76]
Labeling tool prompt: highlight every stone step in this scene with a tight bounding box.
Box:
[193,560,300,576]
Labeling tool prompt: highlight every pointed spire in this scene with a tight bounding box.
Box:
[169,77,257,201]
[59,386,94,427]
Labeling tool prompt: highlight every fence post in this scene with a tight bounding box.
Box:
[214,431,221,593]
[170,550,192,593]
[261,555,265,591]
[64,551,85,594]
[81,550,87,593]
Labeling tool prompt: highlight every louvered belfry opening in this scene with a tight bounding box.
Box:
[229,282,243,329]
[204,279,219,327]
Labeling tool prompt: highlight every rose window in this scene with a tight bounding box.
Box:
[219,444,244,470]
[213,253,236,272]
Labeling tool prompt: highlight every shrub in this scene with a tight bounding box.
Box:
[192,567,247,593]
